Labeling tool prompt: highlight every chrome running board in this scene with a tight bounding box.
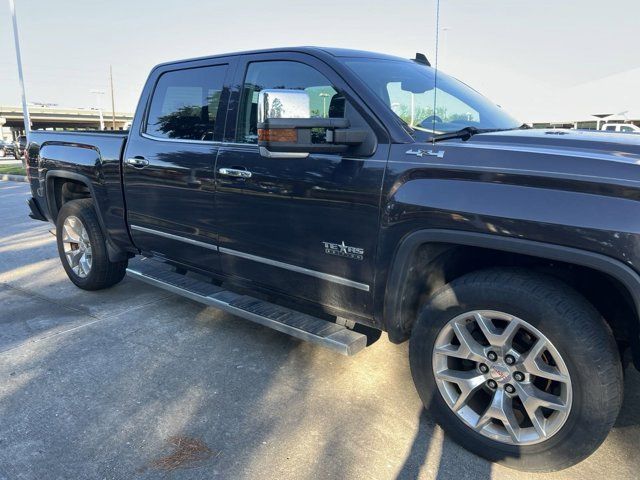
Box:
[126,262,367,356]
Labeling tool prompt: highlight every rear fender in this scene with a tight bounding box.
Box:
[45,170,129,262]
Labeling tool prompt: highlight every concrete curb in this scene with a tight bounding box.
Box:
[0,174,28,183]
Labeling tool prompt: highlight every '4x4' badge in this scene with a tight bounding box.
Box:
[322,241,364,261]
[406,148,445,158]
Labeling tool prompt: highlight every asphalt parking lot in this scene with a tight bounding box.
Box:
[1,180,639,480]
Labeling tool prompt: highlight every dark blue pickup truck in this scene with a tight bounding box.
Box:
[25,47,640,471]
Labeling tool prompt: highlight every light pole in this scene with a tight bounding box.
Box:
[410,93,415,126]
[109,65,116,130]
[319,92,330,118]
[90,89,105,130]
[440,27,452,69]
[9,0,31,140]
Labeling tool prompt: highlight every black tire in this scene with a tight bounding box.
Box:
[409,268,623,472]
[56,199,127,290]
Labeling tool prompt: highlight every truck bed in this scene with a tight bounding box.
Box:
[27,129,132,257]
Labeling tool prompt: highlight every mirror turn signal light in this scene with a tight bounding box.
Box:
[258,128,297,143]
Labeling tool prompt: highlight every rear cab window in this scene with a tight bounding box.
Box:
[145,65,227,141]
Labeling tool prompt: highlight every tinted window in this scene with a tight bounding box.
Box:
[343,58,521,138]
[146,65,227,141]
[237,61,341,144]
[386,81,479,126]
[605,125,617,131]
[620,126,633,132]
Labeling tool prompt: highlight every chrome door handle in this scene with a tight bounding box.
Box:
[125,157,149,168]
[218,167,252,178]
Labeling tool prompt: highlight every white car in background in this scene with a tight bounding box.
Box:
[601,123,640,133]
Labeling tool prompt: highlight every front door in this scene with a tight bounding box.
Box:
[123,60,232,271]
[215,54,388,318]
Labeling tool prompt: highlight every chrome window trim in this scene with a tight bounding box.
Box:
[219,141,260,149]
[130,225,218,250]
[129,225,370,291]
[140,132,222,145]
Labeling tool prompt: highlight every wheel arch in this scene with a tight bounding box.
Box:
[45,171,94,221]
[46,170,129,262]
[384,229,640,369]
[45,170,93,219]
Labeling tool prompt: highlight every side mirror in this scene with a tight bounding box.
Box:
[257,89,367,158]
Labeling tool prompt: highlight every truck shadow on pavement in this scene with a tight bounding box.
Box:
[396,410,491,480]
[0,284,494,479]
[1,283,640,479]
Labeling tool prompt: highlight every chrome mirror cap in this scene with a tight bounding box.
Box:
[257,89,311,123]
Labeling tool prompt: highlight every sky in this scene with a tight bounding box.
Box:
[0,0,638,123]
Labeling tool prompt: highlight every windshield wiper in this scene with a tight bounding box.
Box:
[431,126,485,142]
[431,126,514,142]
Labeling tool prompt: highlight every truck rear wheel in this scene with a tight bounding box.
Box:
[409,268,623,471]
[56,199,127,290]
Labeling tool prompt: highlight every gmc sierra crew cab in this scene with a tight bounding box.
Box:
[25,47,640,472]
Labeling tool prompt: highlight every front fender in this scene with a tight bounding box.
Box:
[374,173,640,322]
[386,176,640,263]
[381,228,640,368]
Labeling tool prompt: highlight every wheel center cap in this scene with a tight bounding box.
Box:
[489,364,511,383]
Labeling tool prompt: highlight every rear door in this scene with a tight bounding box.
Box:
[123,59,234,272]
[215,53,389,318]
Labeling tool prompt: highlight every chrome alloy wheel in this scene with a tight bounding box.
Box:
[61,215,93,278]
[432,310,572,445]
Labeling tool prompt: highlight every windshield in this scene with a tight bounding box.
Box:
[342,58,521,139]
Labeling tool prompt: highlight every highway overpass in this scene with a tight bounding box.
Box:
[0,105,133,139]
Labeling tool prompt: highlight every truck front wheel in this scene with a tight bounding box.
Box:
[409,268,623,472]
[56,199,127,290]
